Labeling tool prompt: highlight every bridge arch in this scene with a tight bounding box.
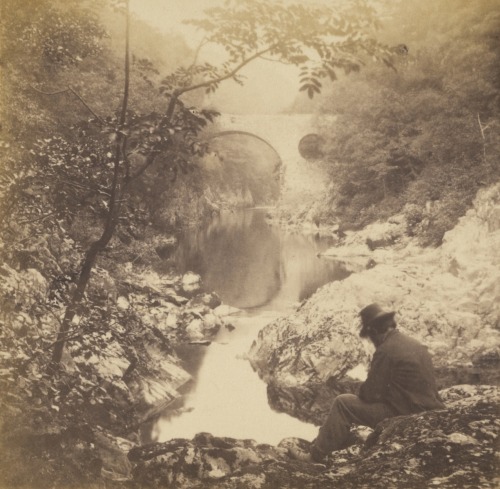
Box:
[202,128,283,206]
[205,113,336,205]
[205,130,282,166]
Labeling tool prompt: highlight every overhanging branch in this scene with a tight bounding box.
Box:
[176,46,276,96]
[31,85,105,124]
[160,46,276,131]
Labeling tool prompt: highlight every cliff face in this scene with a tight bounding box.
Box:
[248,183,500,424]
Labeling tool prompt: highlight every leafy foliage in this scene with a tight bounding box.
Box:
[1,0,105,68]
[313,0,500,243]
[173,0,393,99]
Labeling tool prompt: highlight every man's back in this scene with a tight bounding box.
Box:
[360,330,445,414]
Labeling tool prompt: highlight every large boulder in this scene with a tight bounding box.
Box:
[249,184,500,421]
[185,315,222,342]
[129,432,286,485]
[439,183,500,329]
[128,351,192,423]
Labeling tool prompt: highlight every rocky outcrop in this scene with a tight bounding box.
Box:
[0,261,229,487]
[74,268,226,423]
[129,385,499,489]
[249,184,500,421]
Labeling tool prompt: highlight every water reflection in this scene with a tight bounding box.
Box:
[154,208,350,444]
[173,208,349,308]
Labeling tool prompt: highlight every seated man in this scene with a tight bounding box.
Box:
[290,303,445,462]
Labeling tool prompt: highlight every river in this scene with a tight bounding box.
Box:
[152,208,350,445]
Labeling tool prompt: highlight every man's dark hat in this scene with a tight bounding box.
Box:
[359,303,395,336]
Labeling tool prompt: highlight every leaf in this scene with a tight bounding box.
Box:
[289,55,309,64]
[327,69,337,81]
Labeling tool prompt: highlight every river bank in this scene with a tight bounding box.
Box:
[249,183,500,424]
[124,384,500,489]
[1,184,499,488]
[124,185,500,489]
[0,263,229,487]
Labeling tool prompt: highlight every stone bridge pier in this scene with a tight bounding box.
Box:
[207,113,334,207]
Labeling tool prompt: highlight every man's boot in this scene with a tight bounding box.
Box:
[288,443,325,463]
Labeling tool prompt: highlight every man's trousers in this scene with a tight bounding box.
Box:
[313,393,397,456]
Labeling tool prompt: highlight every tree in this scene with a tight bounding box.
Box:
[312,0,500,239]
[2,0,393,365]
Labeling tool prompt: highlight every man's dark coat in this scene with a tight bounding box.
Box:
[359,329,445,414]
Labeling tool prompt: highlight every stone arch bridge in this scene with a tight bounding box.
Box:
[204,113,335,205]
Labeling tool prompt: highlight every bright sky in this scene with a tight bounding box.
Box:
[131,0,221,41]
[130,0,303,114]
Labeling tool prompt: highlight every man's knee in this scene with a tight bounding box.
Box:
[333,393,359,408]
[331,393,359,414]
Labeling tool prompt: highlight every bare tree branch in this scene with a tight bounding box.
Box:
[51,0,131,365]
[260,55,292,65]
[31,85,105,124]
[62,179,111,196]
[176,46,276,96]
[477,113,490,139]
[19,211,59,225]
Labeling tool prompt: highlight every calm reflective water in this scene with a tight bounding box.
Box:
[153,208,350,444]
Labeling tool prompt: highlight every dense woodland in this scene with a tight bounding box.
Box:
[298,0,500,244]
[0,0,498,487]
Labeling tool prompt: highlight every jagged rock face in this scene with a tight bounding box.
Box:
[249,184,500,422]
[347,385,500,489]
[248,307,366,424]
[64,267,226,426]
[439,184,500,330]
[129,433,288,486]
[129,385,499,489]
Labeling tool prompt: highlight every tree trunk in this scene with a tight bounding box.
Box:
[51,0,130,366]
[51,218,118,364]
